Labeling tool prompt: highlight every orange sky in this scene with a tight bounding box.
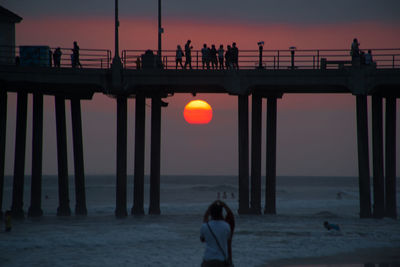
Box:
[5,16,400,176]
[16,16,400,51]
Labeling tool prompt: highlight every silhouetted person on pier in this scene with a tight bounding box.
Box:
[184,40,193,69]
[48,49,53,67]
[351,38,360,61]
[210,44,218,69]
[218,45,224,70]
[232,42,239,69]
[136,56,141,69]
[201,44,210,69]
[53,47,62,67]
[225,45,232,70]
[201,200,235,267]
[176,45,185,69]
[72,41,82,68]
[365,49,373,65]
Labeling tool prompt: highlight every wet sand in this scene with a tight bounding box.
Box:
[264,247,400,267]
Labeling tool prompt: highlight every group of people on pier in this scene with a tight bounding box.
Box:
[351,38,374,66]
[48,41,82,68]
[176,40,239,70]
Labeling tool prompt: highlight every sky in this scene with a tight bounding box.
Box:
[1,0,400,176]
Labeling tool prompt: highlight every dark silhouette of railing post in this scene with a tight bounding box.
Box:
[71,98,87,215]
[250,94,262,214]
[385,96,397,218]
[115,96,128,218]
[132,93,146,215]
[355,94,372,218]
[28,92,44,217]
[55,96,71,216]
[265,96,278,214]
[0,91,7,218]
[371,94,385,218]
[149,95,162,215]
[11,91,28,219]
[238,95,250,214]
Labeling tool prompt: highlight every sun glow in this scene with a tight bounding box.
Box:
[184,100,213,124]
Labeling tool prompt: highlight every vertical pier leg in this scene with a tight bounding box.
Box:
[265,97,277,214]
[250,94,262,214]
[355,95,372,218]
[55,96,71,216]
[149,95,161,215]
[115,96,128,218]
[0,91,7,218]
[385,96,397,219]
[371,95,385,218]
[71,98,87,215]
[238,95,250,214]
[11,91,28,219]
[28,93,44,217]
[132,93,145,215]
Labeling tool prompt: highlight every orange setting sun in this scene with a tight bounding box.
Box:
[183,100,213,124]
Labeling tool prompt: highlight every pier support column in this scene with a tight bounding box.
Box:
[371,95,385,218]
[28,93,44,217]
[132,93,145,215]
[355,95,372,218]
[71,98,87,215]
[385,96,397,219]
[11,91,28,219]
[0,91,7,218]
[55,96,71,216]
[238,95,250,214]
[115,96,128,218]
[250,94,262,214]
[265,97,277,214]
[149,95,161,215]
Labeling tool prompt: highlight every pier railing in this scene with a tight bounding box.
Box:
[1,46,399,70]
[0,45,112,69]
[122,48,400,70]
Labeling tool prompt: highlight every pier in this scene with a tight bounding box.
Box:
[0,46,399,219]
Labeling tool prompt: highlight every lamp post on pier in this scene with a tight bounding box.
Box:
[158,0,164,67]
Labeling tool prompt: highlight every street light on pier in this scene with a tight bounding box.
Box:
[111,0,123,89]
[158,0,164,66]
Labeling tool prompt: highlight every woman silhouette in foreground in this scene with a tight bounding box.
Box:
[200,200,235,267]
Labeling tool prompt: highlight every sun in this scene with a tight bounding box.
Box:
[184,100,213,124]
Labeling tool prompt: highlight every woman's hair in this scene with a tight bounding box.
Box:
[210,203,223,219]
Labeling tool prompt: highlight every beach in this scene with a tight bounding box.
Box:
[1,175,399,266]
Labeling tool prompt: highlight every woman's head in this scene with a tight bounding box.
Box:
[210,202,223,220]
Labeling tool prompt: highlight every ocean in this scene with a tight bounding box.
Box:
[1,175,399,266]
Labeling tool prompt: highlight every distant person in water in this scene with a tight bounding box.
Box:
[184,40,193,69]
[4,210,12,232]
[53,47,62,67]
[72,41,82,68]
[200,200,235,267]
[324,221,340,231]
[175,45,185,69]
